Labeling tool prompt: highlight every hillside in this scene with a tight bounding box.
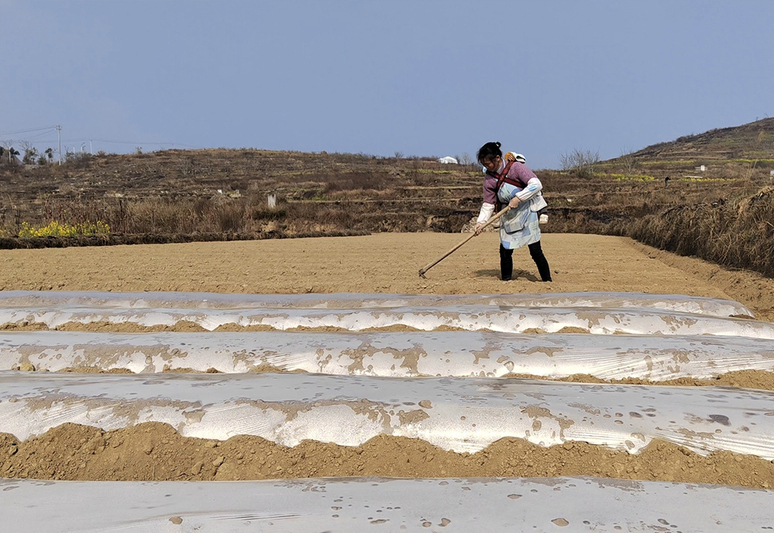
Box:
[1,118,773,277]
[627,117,774,161]
[0,150,487,238]
[599,117,774,181]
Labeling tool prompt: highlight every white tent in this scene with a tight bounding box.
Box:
[438,156,458,164]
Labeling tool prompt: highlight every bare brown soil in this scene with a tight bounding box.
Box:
[2,232,774,487]
[2,423,772,489]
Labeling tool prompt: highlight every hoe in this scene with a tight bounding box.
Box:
[418,206,510,278]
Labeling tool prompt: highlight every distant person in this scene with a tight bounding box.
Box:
[474,141,552,282]
[665,176,670,187]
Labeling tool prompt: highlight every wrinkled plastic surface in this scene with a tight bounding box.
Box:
[2,304,772,337]
[3,330,774,379]
[2,372,774,458]
[0,290,755,316]
[1,476,772,533]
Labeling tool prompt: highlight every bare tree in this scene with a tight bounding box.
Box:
[19,141,38,165]
[560,148,600,179]
[458,152,475,166]
[619,146,637,175]
[1,141,19,164]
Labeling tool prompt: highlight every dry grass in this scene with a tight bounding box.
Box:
[622,186,774,277]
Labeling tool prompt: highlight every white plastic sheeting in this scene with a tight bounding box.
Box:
[2,304,773,337]
[2,290,773,531]
[3,330,774,379]
[2,477,772,533]
[2,372,774,458]
[0,290,754,316]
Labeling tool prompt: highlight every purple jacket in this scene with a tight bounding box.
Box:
[482,162,539,204]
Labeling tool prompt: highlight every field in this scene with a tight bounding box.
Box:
[2,232,774,489]
[2,120,774,530]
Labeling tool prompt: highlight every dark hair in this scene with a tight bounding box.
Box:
[477,142,502,163]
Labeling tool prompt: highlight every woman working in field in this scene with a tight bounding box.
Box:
[474,141,552,282]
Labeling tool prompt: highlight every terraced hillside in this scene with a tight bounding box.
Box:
[2,118,773,280]
[0,119,770,237]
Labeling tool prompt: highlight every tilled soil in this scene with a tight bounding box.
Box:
[1,232,774,487]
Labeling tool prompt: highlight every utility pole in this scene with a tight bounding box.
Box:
[56,125,62,165]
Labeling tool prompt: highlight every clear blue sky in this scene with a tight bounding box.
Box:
[2,0,772,169]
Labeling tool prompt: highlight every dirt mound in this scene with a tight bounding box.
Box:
[1,422,770,489]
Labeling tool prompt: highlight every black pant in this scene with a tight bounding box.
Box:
[500,242,552,282]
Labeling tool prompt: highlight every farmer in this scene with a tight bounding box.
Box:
[474,141,552,282]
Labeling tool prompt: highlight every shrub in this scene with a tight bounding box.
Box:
[214,203,247,232]
[18,220,110,238]
[252,208,287,221]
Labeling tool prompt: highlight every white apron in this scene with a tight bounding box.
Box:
[498,182,542,250]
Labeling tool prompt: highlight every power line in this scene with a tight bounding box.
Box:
[10,137,176,146]
[25,130,56,141]
[1,124,202,154]
[0,126,58,137]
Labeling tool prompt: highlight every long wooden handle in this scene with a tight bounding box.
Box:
[418,206,510,278]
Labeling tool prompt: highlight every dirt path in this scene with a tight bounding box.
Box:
[2,233,774,487]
